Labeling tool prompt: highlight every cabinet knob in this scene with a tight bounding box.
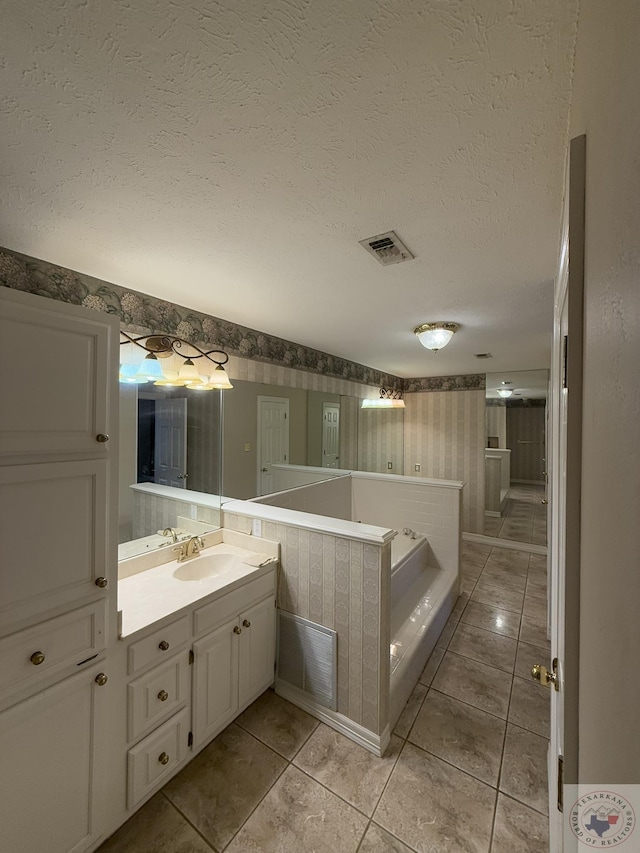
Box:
[157,690,169,702]
[233,625,242,635]
[158,641,170,651]
[96,433,110,443]
[158,752,170,765]
[95,673,108,686]
[30,651,45,666]
[242,619,251,628]
[95,577,108,588]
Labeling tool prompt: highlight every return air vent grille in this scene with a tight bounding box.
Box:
[475,353,493,359]
[276,611,337,710]
[359,231,415,266]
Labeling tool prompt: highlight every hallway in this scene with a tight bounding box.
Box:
[99,543,550,853]
[484,484,548,546]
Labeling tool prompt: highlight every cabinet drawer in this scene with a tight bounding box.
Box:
[128,652,190,742]
[127,707,190,809]
[0,601,106,699]
[127,616,189,676]
[193,569,276,637]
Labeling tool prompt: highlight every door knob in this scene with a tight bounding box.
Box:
[261,467,268,472]
[531,659,559,691]
[95,673,108,686]
[95,577,108,588]
[243,619,251,628]
[233,625,242,634]
[541,498,548,505]
[96,434,109,443]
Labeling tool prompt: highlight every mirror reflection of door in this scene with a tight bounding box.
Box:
[257,396,289,495]
[485,370,549,545]
[322,402,340,468]
[138,394,187,487]
[155,398,187,487]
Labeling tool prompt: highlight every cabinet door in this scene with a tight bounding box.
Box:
[0,288,119,458]
[192,617,239,749]
[0,460,109,631]
[0,665,106,853]
[238,596,276,710]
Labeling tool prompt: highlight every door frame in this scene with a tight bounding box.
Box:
[548,134,585,849]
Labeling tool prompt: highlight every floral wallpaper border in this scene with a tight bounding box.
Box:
[0,247,485,393]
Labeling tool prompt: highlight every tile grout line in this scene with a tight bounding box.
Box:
[160,791,220,853]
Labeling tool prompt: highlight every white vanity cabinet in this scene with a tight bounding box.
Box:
[0,663,109,853]
[0,288,119,853]
[192,572,277,749]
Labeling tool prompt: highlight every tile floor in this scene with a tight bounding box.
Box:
[98,543,550,853]
[484,484,547,545]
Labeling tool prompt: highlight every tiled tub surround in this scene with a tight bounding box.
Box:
[97,541,549,853]
[223,471,462,751]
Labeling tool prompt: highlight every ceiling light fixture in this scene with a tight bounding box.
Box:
[120,332,233,391]
[414,322,459,353]
[361,388,406,409]
[497,388,513,398]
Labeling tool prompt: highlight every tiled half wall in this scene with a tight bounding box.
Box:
[223,510,390,736]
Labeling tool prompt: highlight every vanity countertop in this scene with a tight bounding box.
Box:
[117,537,278,638]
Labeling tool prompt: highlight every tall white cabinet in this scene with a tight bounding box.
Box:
[0,287,119,853]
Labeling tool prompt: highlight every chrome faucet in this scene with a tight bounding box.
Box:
[175,535,205,562]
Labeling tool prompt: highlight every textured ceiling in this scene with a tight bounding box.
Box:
[1,0,578,378]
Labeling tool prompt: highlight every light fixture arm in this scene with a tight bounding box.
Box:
[120,330,230,368]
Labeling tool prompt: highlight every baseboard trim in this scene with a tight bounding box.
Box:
[463,531,547,556]
[274,681,390,757]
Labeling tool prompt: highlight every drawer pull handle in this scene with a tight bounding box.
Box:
[95,673,108,686]
[30,651,45,666]
[157,690,169,702]
[233,626,242,635]
[96,433,109,443]
[95,577,108,588]
[158,752,170,765]
[242,619,251,628]
[158,641,170,651]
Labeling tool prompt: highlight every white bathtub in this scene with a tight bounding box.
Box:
[389,531,459,727]
[391,533,430,602]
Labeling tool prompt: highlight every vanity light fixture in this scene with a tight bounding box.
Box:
[361,388,406,409]
[119,331,233,390]
[414,322,459,353]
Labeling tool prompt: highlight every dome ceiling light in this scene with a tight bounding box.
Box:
[414,322,459,353]
[497,381,513,398]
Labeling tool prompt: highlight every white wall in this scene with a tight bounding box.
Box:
[253,474,352,521]
[570,0,640,783]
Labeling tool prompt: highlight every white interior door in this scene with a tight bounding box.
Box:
[257,396,289,495]
[322,403,340,468]
[548,134,585,851]
[154,398,187,487]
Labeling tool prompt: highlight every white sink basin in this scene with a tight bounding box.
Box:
[172,553,238,581]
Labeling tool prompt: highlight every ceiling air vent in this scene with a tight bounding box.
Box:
[359,231,415,266]
[475,353,493,359]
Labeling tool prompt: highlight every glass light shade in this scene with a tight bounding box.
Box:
[119,363,149,384]
[209,365,233,389]
[135,353,166,381]
[497,388,513,398]
[154,370,182,386]
[178,358,203,385]
[415,328,453,351]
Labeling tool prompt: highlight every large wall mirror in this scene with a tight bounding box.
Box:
[484,369,548,546]
[222,380,404,500]
[118,383,222,559]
